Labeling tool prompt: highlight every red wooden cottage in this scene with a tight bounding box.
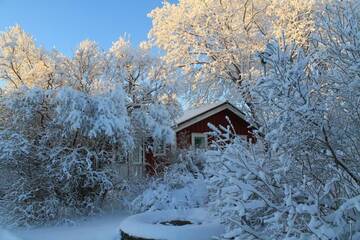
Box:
[173,101,253,149]
[143,101,253,175]
[119,101,253,178]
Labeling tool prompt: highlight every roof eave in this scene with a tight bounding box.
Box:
[173,102,247,132]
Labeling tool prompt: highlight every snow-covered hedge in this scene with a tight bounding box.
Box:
[131,151,208,213]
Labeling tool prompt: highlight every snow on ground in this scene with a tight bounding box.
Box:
[12,212,129,240]
[119,208,224,240]
[0,229,22,240]
[4,209,224,240]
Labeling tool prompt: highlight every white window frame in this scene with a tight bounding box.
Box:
[113,145,126,163]
[116,152,127,164]
[191,133,208,149]
[130,144,144,165]
[153,140,166,156]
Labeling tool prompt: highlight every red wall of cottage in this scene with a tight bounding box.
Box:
[145,149,156,175]
[145,109,253,175]
[144,138,171,176]
[176,109,253,149]
[145,149,171,176]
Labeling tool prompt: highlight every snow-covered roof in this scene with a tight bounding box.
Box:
[176,101,228,125]
[174,101,246,132]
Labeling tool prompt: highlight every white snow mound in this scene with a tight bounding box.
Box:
[119,208,224,240]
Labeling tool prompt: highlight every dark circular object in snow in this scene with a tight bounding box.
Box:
[159,220,194,226]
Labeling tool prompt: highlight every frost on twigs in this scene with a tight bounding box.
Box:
[0,28,177,227]
[204,1,360,238]
[206,120,360,239]
[131,151,208,214]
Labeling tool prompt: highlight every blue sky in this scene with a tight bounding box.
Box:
[0,0,174,55]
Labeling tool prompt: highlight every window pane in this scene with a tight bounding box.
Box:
[194,136,206,148]
[154,140,166,156]
[131,145,143,164]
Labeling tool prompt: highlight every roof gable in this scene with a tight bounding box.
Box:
[174,101,246,132]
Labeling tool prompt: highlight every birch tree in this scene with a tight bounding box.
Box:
[149,0,317,115]
[0,25,55,89]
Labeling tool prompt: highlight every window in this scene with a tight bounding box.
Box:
[191,133,208,149]
[154,140,166,156]
[116,153,126,163]
[130,145,144,165]
[113,145,126,163]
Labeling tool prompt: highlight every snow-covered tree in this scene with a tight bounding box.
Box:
[0,84,133,226]
[0,25,55,89]
[109,37,176,145]
[0,27,176,226]
[206,0,360,239]
[149,0,271,106]
[149,0,318,113]
[267,0,317,47]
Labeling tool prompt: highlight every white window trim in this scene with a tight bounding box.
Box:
[130,144,144,165]
[191,133,208,149]
[116,153,126,164]
[153,140,166,157]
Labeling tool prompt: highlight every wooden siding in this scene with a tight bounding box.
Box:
[145,148,171,176]
[144,107,253,175]
[176,108,252,149]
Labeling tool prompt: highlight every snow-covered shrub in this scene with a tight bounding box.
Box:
[206,125,279,239]
[0,85,131,226]
[206,1,360,238]
[0,27,176,227]
[131,151,208,213]
[207,125,360,240]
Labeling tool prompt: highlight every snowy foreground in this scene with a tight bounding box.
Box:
[119,208,224,240]
[2,209,224,240]
[2,212,129,240]
[0,229,21,240]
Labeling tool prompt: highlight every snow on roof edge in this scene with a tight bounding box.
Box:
[175,100,243,126]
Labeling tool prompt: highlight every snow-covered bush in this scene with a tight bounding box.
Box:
[206,1,360,239]
[0,27,176,227]
[131,151,208,213]
[0,85,131,226]
[207,124,360,240]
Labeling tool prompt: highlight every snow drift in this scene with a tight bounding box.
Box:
[119,208,224,240]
